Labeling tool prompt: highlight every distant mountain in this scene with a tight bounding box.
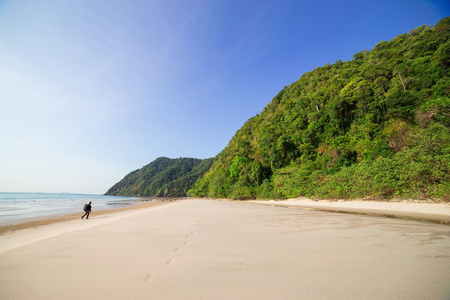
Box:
[189,17,450,201]
[105,157,214,197]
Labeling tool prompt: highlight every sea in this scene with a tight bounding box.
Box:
[0,192,141,226]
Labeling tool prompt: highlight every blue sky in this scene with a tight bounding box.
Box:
[0,0,448,194]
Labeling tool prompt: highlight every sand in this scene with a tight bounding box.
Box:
[0,199,449,299]
[0,200,169,235]
[250,198,450,224]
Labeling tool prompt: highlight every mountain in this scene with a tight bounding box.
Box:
[105,157,214,197]
[188,17,450,201]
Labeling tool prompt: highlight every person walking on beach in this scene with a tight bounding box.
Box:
[82,202,92,219]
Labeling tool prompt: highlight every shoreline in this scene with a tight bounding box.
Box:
[2,197,449,235]
[0,199,175,235]
[249,198,450,224]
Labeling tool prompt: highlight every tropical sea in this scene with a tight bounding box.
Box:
[0,192,141,226]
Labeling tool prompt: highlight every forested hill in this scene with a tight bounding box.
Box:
[188,17,450,201]
[105,157,214,197]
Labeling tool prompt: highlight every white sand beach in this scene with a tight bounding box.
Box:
[1,199,449,299]
[250,198,450,224]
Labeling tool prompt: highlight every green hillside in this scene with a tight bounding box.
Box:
[189,17,450,201]
[105,157,214,197]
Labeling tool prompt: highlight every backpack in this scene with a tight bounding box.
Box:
[83,204,88,211]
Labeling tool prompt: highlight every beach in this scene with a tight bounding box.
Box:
[0,199,168,235]
[250,198,450,224]
[1,199,449,299]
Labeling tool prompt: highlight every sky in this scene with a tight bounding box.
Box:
[0,0,448,194]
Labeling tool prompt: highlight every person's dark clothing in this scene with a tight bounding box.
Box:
[82,203,92,219]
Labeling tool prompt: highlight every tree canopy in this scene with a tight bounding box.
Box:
[189,17,450,201]
[106,157,214,197]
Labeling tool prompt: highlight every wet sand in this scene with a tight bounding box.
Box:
[0,200,171,235]
[0,199,449,299]
[250,198,450,224]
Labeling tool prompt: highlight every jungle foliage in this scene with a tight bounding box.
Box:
[189,17,450,201]
[105,157,214,197]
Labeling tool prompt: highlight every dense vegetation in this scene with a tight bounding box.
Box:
[106,157,214,197]
[189,17,450,201]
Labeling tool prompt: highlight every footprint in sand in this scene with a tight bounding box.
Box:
[233,262,246,270]
[167,259,173,264]
[175,248,179,252]
[145,274,153,281]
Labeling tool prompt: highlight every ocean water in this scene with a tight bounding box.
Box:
[0,192,141,226]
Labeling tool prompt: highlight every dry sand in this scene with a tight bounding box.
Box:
[0,199,449,299]
[250,198,450,224]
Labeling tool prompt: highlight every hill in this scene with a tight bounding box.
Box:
[188,17,450,201]
[105,157,214,197]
